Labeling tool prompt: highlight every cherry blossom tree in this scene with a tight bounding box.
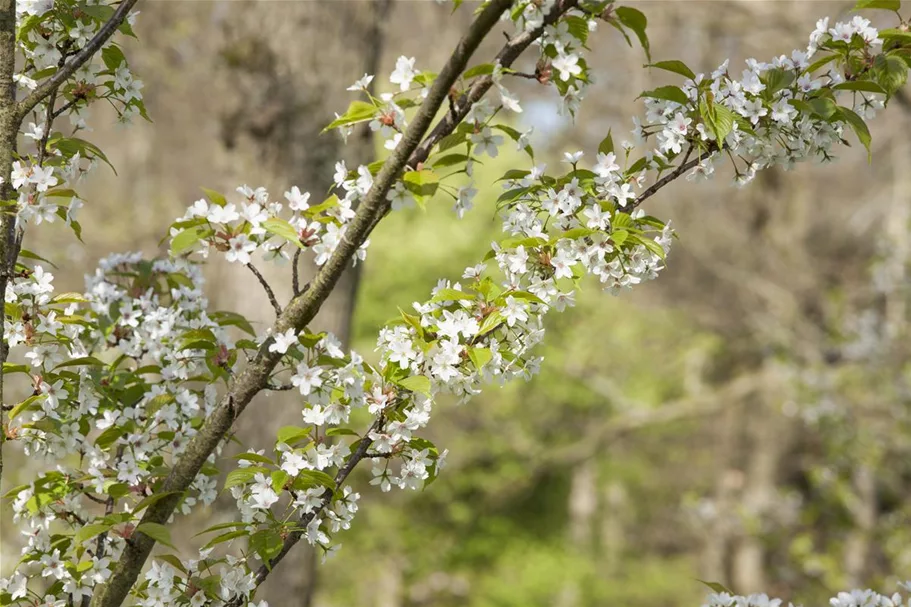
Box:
[0,0,910,606]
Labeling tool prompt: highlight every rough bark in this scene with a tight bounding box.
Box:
[0,0,18,492]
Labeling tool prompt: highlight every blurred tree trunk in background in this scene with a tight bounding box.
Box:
[211,2,390,605]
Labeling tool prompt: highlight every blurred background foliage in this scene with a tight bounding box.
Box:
[3,1,911,606]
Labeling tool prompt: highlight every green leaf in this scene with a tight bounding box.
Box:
[430,153,471,168]
[53,356,105,369]
[598,129,615,156]
[52,137,115,173]
[468,347,492,371]
[250,529,283,563]
[234,452,275,465]
[322,100,378,132]
[271,470,289,493]
[396,375,432,397]
[18,248,57,268]
[879,28,911,42]
[203,529,248,550]
[615,7,649,60]
[224,467,260,490]
[170,227,206,256]
[136,522,176,549]
[295,470,336,490]
[200,187,227,207]
[647,60,696,80]
[478,311,504,336]
[79,4,115,20]
[462,63,495,79]
[2,362,30,375]
[194,521,250,537]
[263,217,304,249]
[276,426,311,446]
[101,45,126,70]
[211,310,256,336]
[430,288,475,303]
[764,67,795,95]
[564,15,591,45]
[639,85,689,106]
[873,53,909,95]
[696,579,734,594]
[838,106,872,160]
[834,80,888,94]
[131,491,181,514]
[402,170,440,203]
[808,97,838,119]
[75,523,112,545]
[710,104,736,143]
[155,554,188,575]
[326,427,360,437]
[95,426,125,450]
[853,0,900,10]
[51,292,88,304]
[805,54,840,75]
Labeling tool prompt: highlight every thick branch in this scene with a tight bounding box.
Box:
[16,0,140,121]
[89,3,514,605]
[0,0,20,490]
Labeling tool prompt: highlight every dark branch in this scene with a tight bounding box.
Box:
[291,248,302,297]
[16,0,140,121]
[627,146,700,212]
[245,262,282,317]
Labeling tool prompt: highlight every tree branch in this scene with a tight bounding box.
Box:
[89,2,516,605]
[245,262,282,317]
[16,0,140,121]
[364,0,579,238]
[0,0,20,492]
[627,146,698,212]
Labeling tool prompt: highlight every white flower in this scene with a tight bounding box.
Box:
[470,127,504,158]
[284,186,310,211]
[207,203,240,224]
[249,472,280,510]
[347,73,374,91]
[291,363,324,396]
[268,328,298,354]
[225,234,256,264]
[553,49,582,81]
[390,56,417,91]
[502,296,529,327]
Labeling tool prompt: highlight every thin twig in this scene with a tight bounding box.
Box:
[245,263,282,317]
[17,0,141,121]
[241,418,385,596]
[36,86,59,167]
[627,146,700,212]
[52,97,81,120]
[265,383,295,392]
